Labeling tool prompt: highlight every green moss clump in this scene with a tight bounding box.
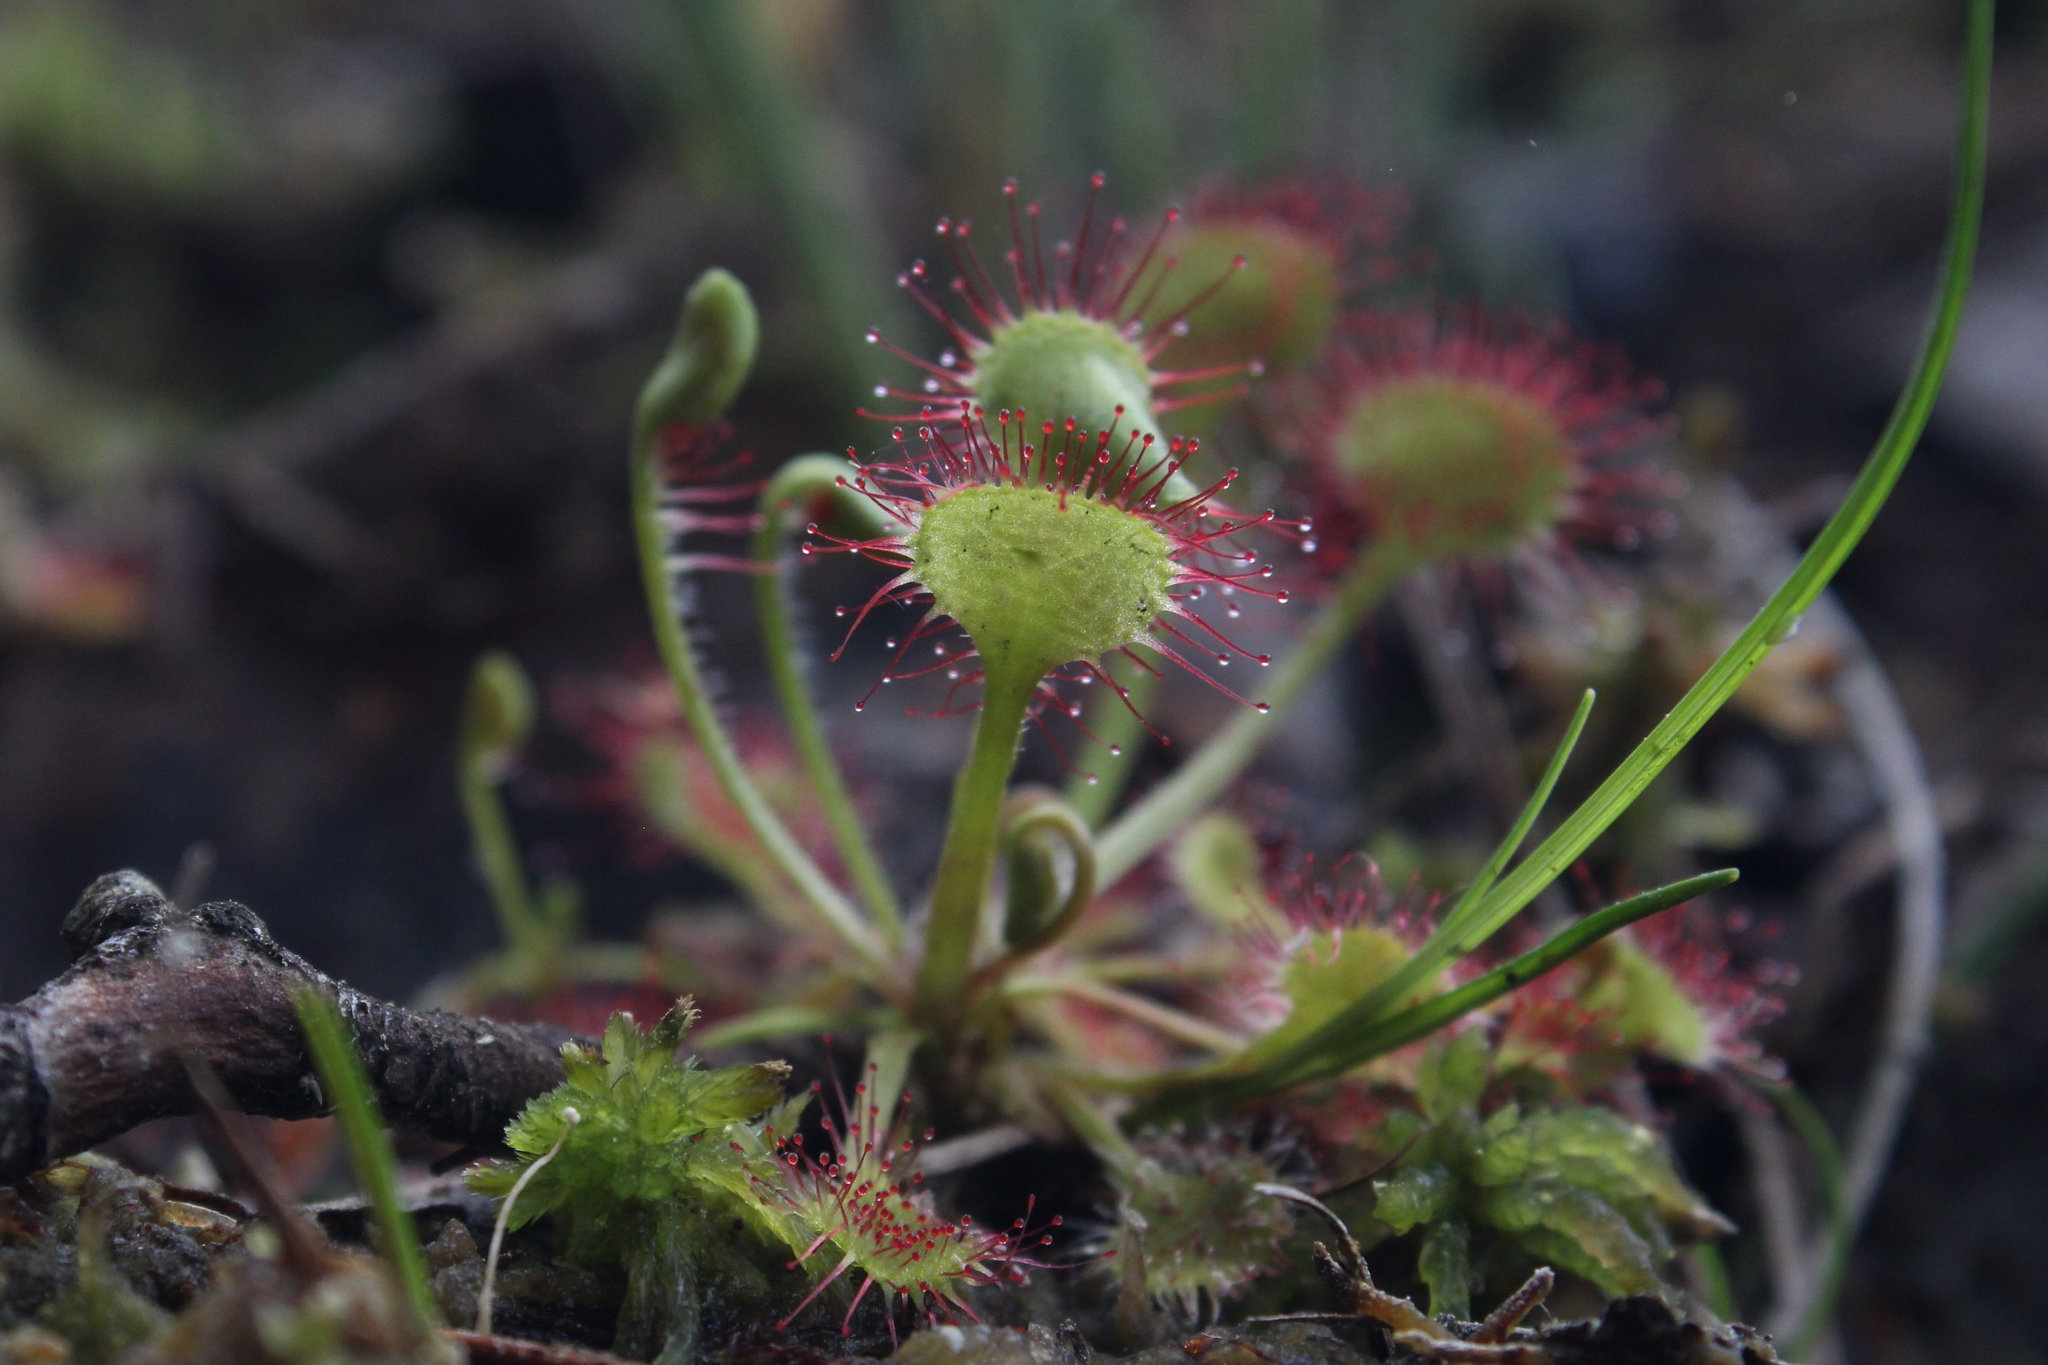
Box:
[1356,1032,1730,1317]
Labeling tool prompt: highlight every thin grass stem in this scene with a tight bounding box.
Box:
[754,453,903,940]
[292,991,439,1327]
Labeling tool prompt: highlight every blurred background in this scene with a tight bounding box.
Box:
[2,1,2046,1360]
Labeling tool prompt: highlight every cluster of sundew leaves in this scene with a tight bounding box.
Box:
[1173,814,1778,1096]
[1354,1030,1732,1318]
[1128,821,1762,1311]
[725,1069,1058,1335]
[1103,1130,1299,1319]
[468,1002,1046,1338]
[602,173,1859,1334]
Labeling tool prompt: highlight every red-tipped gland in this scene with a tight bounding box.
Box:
[1142,177,1426,384]
[807,402,1297,741]
[863,177,1264,451]
[654,420,775,576]
[1289,308,1679,571]
[744,1062,1061,1341]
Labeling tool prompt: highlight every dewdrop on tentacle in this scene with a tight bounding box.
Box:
[1286,308,1679,572]
[864,175,1267,452]
[1143,177,1427,379]
[733,1063,1062,1341]
[807,401,1305,745]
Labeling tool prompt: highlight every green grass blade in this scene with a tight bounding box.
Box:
[1238,688,1597,1070]
[1440,0,1989,959]
[293,990,439,1326]
[1445,689,1598,931]
[1270,869,1738,1090]
[1132,869,1735,1121]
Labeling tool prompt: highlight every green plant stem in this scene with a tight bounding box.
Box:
[754,454,903,941]
[986,794,1098,978]
[1004,971,1246,1053]
[457,752,543,964]
[1095,537,1412,886]
[914,664,1040,1027]
[479,1109,578,1335]
[292,990,438,1327]
[1041,1072,1145,1176]
[1065,667,1157,823]
[1070,952,1209,984]
[458,651,546,969]
[1771,1080,1852,1360]
[634,442,888,980]
[630,272,892,985]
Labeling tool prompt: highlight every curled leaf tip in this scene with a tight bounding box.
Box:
[462,648,536,763]
[638,267,762,438]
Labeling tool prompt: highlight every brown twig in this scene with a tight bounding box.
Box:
[445,1330,637,1364]
[0,870,578,1186]
[1246,1184,1558,1362]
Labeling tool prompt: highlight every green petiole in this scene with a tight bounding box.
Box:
[629,269,892,984]
[753,453,903,941]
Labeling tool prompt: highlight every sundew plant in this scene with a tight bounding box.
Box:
[459,4,1991,1354]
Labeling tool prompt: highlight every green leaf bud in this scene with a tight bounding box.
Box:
[636,268,759,441]
[461,649,535,771]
